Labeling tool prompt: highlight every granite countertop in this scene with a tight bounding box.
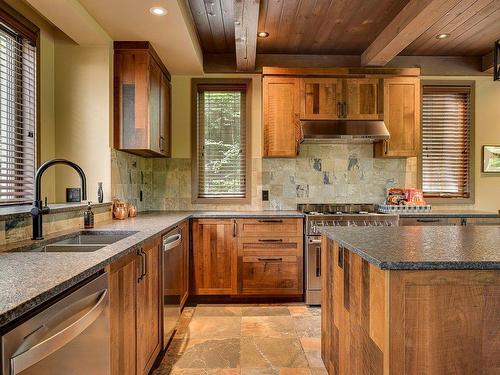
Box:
[396,210,499,218]
[0,210,302,329]
[319,226,500,270]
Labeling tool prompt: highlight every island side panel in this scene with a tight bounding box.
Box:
[389,269,500,375]
[321,237,389,375]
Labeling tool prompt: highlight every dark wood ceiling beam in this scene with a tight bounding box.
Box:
[234,0,260,71]
[203,53,486,76]
[361,0,460,66]
[482,50,494,72]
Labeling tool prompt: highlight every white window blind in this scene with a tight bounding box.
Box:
[0,19,36,205]
[196,85,247,199]
[422,85,471,198]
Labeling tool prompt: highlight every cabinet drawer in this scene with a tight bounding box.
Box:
[239,236,303,256]
[237,218,303,237]
[240,256,301,295]
[238,237,303,295]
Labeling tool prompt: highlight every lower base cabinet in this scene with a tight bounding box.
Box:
[191,218,304,297]
[109,237,161,375]
[239,236,303,295]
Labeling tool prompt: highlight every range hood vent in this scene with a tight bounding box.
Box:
[300,120,390,144]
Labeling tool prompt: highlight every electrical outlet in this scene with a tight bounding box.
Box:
[262,190,269,201]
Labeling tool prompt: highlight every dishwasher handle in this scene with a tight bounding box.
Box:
[163,233,182,252]
[10,288,108,375]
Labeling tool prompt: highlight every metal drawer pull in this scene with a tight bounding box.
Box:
[258,257,283,262]
[10,289,108,374]
[138,249,145,282]
[416,219,441,223]
[163,234,181,251]
[258,239,283,242]
[257,219,283,223]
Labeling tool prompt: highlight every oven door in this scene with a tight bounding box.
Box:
[306,236,322,305]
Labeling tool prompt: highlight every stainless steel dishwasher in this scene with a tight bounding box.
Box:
[1,272,110,375]
[162,227,183,349]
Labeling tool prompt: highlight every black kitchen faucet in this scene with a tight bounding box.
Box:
[31,159,87,240]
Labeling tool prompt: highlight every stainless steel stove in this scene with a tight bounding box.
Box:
[299,203,398,305]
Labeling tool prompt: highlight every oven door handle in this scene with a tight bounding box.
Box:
[10,289,108,375]
[316,247,321,277]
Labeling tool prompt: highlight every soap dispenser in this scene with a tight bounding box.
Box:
[84,202,94,229]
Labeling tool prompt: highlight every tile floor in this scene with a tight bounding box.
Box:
[152,304,327,375]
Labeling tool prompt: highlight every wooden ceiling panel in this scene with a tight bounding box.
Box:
[188,0,235,53]
[256,0,411,54]
[403,0,500,56]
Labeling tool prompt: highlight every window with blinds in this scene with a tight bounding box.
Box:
[194,81,250,201]
[421,84,472,199]
[0,14,37,205]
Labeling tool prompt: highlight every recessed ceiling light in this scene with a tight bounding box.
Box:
[258,31,269,38]
[435,33,450,39]
[150,7,167,16]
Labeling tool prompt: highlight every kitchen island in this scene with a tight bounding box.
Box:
[319,226,500,375]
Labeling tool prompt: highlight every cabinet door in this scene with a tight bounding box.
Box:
[263,76,300,157]
[136,238,161,375]
[159,75,171,157]
[300,78,343,120]
[375,77,420,157]
[148,61,162,155]
[238,236,303,295]
[109,252,138,375]
[180,220,189,307]
[344,78,382,120]
[114,52,149,151]
[191,219,238,295]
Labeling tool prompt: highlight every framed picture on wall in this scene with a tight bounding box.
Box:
[482,145,500,173]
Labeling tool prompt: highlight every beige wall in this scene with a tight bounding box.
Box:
[422,76,500,211]
[53,31,112,203]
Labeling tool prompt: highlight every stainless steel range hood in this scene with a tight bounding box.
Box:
[300,120,390,143]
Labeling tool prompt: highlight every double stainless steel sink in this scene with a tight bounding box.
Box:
[11,231,136,253]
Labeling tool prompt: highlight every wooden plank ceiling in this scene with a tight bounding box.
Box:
[187,0,500,72]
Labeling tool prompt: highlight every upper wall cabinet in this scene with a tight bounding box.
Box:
[300,78,343,120]
[263,76,300,157]
[114,42,171,158]
[374,77,420,158]
[262,68,420,159]
[300,78,382,120]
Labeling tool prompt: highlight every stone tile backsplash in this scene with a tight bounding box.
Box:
[112,144,413,212]
[261,144,407,210]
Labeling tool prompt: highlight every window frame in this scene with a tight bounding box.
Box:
[191,78,252,204]
[418,80,475,205]
[0,2,40,206]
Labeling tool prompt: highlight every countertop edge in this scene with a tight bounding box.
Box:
[322,230,500,271]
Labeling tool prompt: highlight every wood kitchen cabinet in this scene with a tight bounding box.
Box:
[191,219,238,295]
[238,236,303,295]
[374,77,420,157]
[237,218,303,296]
[300,78,382,121]
[109,252,138,375]
[114,41,171,158]
[109,237,161,375]
[136,238,161,375]
[262,76,300,157]
[300,78,343,120]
